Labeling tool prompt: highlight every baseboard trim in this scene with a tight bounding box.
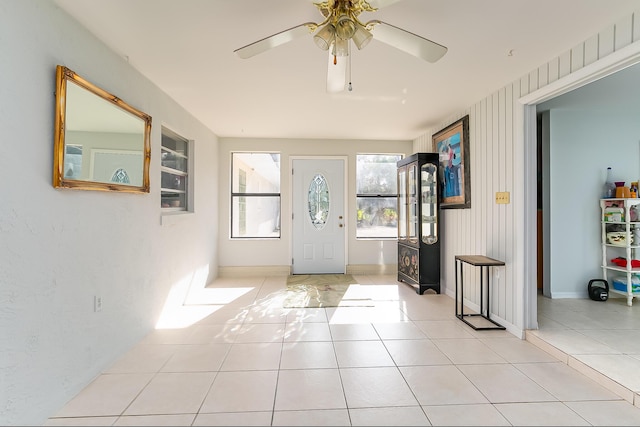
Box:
[346,264,397,275]
[218,265,290,277]
[549,291,587,299]
[218,264,398,277]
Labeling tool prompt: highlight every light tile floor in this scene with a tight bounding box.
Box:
[528,292,640,404]
[45,275,640,426]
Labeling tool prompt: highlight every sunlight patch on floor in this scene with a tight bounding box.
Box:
[155,265,256,329]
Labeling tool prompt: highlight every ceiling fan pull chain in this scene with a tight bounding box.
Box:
[348,41,353,91]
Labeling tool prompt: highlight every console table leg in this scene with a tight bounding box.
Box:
[455,259,459,317]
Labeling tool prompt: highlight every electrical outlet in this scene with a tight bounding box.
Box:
[496,191,510,204]
[94,296,103,312]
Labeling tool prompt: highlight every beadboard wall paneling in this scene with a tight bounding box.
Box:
[584,35,599,66]
[571,45,584,73]
[538,64,549,89]
[414,9,640,336]
[616,14,634,50]
[600,26,616,57]
[548,57,560,83]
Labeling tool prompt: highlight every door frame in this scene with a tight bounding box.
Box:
[289,155,349,274]
[520,42,640,330]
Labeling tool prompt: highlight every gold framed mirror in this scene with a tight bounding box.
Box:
[53,65,151,193]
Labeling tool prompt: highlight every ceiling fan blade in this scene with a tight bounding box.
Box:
[369,20,447,63]
[327,54,347,93]
[234,22,314,59]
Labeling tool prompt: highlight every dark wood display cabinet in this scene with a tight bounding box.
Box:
[397,153,441,294]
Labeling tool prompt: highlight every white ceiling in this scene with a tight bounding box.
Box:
[53,0,640,141]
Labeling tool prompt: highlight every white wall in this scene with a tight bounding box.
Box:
[415,106,520,335]
[412,9,640,337]
[546,108,640,298]
[0,1,219,425]
[6,1,640,423]
[217,138,413,275]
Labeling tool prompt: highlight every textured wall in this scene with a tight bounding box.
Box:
[0,1,220,424]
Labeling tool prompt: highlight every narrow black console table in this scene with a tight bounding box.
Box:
[455,255,506,330]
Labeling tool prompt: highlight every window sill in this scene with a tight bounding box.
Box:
[161,210,193,226]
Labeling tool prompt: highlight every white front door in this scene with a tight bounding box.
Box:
[292,158,346,274]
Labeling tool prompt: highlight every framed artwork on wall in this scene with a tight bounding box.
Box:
[432,115,470,209]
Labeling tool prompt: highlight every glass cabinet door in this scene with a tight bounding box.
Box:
[421,162,438,244]
[408,162,418,243]
[397,166,407,240]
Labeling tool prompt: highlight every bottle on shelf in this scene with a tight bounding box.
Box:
[603,167,616,198]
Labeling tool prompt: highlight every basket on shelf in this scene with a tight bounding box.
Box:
[612,276,640,293]
[606,232,631,246]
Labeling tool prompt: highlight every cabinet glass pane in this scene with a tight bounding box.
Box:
[421,162,438,244]
[408,163,418,241]
[308,174,329,230]
[398,168,407,240]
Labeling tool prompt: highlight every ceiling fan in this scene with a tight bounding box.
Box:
[233,0,447,93]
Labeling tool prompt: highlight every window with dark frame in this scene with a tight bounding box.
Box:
[231,152,281,238]
[356,154,403,239]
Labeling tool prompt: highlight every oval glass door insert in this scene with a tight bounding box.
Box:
[308,174,329,229]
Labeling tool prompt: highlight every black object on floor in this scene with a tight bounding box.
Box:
[588,279,609,301]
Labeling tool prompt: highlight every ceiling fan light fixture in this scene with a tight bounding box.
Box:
[331,37,349,57]
[335,14,356,40]
[352,22,373,50]
[314,23,336,50]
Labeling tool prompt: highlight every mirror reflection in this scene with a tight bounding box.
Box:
[54,65,151,193]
